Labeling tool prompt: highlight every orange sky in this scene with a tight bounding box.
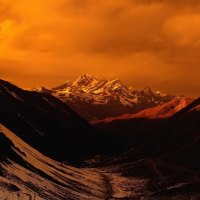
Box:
[0,0,200,97]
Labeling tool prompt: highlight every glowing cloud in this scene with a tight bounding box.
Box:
[0,0,199,97]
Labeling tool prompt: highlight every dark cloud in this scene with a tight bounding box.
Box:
[0,1,20,23]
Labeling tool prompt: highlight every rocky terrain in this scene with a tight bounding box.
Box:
[35,74,175,121]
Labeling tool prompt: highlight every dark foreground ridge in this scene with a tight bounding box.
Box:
[0,79,104,164]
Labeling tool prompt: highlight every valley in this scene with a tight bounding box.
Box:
[0,79,200,199]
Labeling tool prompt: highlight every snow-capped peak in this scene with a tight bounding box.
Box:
[73,74,98,88]
[110,79,122,87]
[156,90,168,97]
[103,79,124,91]
[110,79,121,84]
[36,74,177,120]
[52,81,72,91]
[32,86,51,93]
[143,87,153,95]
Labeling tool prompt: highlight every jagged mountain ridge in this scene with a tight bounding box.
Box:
[93,97,193,124]
[35,74,176,121]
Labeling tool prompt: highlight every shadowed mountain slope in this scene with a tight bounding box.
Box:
[0,79,103,164]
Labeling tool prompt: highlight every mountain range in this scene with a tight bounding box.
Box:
[0,78,200,199]
[34,74,176,121]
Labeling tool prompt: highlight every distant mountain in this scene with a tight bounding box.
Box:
[32,86,52,93]
[0,79,103,164]
[93,97,193,124]
[35,74,176,121]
